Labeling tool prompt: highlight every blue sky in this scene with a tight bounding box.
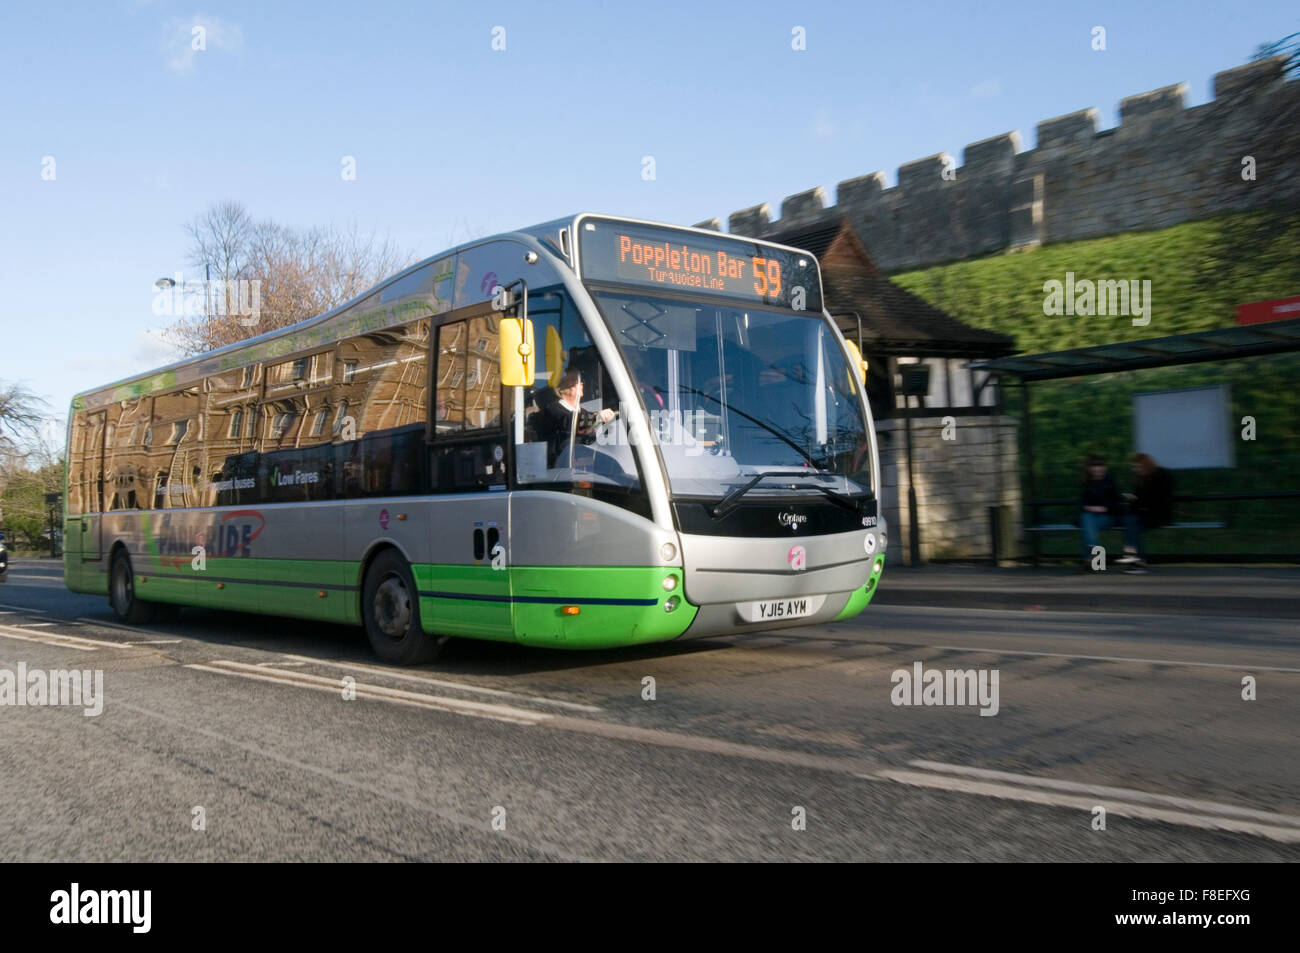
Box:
[2,0,1295,433]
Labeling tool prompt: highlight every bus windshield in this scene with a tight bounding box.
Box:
[592,290,872,501]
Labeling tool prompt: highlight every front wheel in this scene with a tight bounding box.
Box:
[362,550,440,665]
[109,550,157,624]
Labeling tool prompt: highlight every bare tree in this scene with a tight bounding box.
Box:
[0,381,47,454]
[0,382,52,531]
[161,202,415,355]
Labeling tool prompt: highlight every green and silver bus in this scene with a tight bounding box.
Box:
[64,214,886,663]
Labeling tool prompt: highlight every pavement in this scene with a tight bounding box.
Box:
[874,564,1300,619]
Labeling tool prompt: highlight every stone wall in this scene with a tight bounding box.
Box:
[877,415,1021,564]
[703,58,1300,273]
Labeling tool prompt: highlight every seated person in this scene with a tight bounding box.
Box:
[1078,454,1121,571]
[534,368,615,467]
[1117,453,1174,571]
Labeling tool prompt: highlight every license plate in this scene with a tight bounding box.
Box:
[737,595,826,624]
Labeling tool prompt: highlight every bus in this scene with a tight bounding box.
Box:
[64,214,887,663]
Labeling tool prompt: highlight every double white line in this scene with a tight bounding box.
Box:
[186,659,556,726]
[870,760,1300,844]
[0,622,125,652]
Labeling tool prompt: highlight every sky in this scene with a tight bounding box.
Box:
[1,0,1295,437]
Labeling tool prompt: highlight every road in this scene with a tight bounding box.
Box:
[1,559,1297,861]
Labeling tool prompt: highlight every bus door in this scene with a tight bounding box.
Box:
[82,410,107,563]
[429,314,513,639]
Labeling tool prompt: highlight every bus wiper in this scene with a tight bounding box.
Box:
[711,470,811,520]
[793,482,863,514]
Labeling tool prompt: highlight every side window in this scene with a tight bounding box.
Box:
[335,320,429,442]
[463,315,501,431]
[435,321,468,435]
[205,366,262,507]
[258,352,333,503]
[333,319,430,499]
[264,352,332,452]
[105,398,150,511]
[435,316,501,435]
[66,412,88,515]
[150,386,200,508]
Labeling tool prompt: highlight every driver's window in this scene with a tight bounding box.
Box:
[515,290,635,491]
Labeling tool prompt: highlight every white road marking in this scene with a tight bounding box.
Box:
[0,623,128,652]
[870,767,1300,844]
[279,653,602,713]
[929,644,1300,674]
[0,628,96,651]
[0,603,46,613]
[14,622,58,627]
[187,660,552,726]
[907,761,1300,826]
[541,718,1300,845]
[76,617,174,636]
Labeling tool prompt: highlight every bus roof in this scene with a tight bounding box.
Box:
[73,214,820,410]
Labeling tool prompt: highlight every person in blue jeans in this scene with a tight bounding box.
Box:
[1079,455,1122,570]
[1116,453,1174,573]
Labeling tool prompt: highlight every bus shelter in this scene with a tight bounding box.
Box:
[971,318,1300,563]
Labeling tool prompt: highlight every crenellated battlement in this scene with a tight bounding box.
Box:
[711,57,1300,272]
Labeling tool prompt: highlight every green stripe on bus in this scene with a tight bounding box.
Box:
[835,557,884,621]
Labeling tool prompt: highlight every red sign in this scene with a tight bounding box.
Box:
[1236,296,1300,325]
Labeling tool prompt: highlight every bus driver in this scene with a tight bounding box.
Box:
[537,368,616,466]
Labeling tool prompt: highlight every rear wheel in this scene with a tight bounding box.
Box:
[109,550,157,624]
[362,550,439,665]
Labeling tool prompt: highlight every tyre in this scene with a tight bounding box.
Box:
[362,550,439,665]
[109,549,157,624]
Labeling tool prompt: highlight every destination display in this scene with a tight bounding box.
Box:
[578,217,822,312]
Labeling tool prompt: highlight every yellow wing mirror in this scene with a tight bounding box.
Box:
[843,339,868,386]
[499,317,535,387]
[546,326,563,388]
[494,281,535,387]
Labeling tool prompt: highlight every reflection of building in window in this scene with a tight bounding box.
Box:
[437,315,501,433]
[170,420,189,444]
[313,409,329,437]
[230,408,244,438]
[271,411,295,438]
[335,320,429,442]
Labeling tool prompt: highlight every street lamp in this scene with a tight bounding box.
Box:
[155,263,213,336]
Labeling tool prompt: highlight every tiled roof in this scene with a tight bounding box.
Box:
[759,219,1017,358]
